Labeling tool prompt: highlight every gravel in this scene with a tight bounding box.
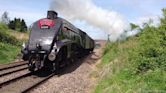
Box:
[31,40,106,93]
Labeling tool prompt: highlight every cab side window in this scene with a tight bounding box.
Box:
[57,28,64,41]
[62,24,70,39]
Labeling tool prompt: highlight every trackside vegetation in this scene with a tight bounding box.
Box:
[0,11,28,64]
[0,23,28,64]
[94,8,166,93]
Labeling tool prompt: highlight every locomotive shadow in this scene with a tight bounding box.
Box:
[30,55,89,77]
[59,51,100,76]
[32,44,101,77]
[32,68,53,77]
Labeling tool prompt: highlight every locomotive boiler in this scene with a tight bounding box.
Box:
[21,11,95,72]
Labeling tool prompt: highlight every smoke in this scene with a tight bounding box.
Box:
[50,0,129,41]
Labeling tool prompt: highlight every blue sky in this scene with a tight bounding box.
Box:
[0,0,49,25]
[94,0,166,23]
[0,0,166,39]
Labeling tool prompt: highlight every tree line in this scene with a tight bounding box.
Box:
[0,11,27,32]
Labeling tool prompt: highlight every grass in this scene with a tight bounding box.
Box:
[0,42,20,64]
[95,68,166,93]
[94,37,166,93]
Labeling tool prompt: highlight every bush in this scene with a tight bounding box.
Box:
[0,30,21,46]
[0,23,8,30]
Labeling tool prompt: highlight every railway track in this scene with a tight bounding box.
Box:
[0,61,28,71]
[0,68,56,93]
[0,61,68,93]
[0,61,28,77]
[0,61,56,93]
[22,73,55,93]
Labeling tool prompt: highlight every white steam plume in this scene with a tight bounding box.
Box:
[50,0,128,41]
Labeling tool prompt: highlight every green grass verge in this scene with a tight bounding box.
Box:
[94,36,166,93]
[0,42,20,64]
[95,68,166,93]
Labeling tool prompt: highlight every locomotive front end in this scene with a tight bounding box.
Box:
[22,11,61,71]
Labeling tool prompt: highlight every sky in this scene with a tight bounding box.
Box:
[0,0,166,39]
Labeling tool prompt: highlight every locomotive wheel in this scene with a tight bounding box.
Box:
[28,54,41,72]
[55,59,60,73]
[28,58,35,72]
[53,47,68,73]
[52,59,59,73]
[62,47,68,66]
[58,47,67,67]
[22,54,29,61]
[53,48,62,73]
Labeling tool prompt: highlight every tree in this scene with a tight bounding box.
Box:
[8,20,15,29]
[14,18,21,31]
[8,18,27,32]
[130,23,139,30]
[20,19,27,32]
[1,11,10,24]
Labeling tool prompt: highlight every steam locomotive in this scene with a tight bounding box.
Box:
[21,11,95,72]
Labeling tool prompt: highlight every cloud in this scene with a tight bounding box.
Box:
[50,0,128,41]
